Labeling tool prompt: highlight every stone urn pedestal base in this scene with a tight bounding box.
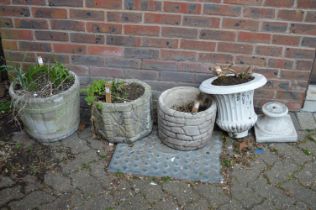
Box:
[255,101,298,143]
[158,87,217,151]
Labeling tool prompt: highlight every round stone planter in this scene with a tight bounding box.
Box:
[9,71,80,143]
[158,87,217,151]
[199,73,267,139]
[91,79,152,143]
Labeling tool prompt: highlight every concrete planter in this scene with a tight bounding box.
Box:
[91,79,152,143]
[158,87,217,151]
[9,71,80,142]
[200,73,267,139]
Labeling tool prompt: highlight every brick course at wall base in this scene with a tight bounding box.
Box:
[1,0,316,110]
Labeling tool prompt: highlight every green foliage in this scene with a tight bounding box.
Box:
[84,79,128,106]
[1,62,73,92]
[0,99,11,113]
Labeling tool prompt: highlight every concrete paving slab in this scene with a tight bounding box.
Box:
[108,129,223,183]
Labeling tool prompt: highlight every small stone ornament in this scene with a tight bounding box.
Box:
[255,101,298,143]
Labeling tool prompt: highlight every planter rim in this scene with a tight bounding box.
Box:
[9,71,79,103]
[159,86,216,117]
[199,73,267,95]
[94,79,151,107]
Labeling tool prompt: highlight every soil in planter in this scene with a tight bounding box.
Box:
[212,75,254,86]
[172,101,209,113]
[97,83,145,103]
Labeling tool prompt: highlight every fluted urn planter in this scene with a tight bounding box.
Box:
[200,73,267,138]
[158,87,217,150]
[9,72,80,142]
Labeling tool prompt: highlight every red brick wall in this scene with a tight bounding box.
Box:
[1,0,316,110]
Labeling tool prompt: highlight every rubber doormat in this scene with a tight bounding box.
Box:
[108,129,223,183]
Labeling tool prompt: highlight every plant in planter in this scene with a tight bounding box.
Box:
[158,87,217,150]
[5,58,80,142]
[84,79,152,143]
[199,65,267,139]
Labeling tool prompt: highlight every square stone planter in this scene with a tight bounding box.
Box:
[158,87,217,150]
[91,79,152,143]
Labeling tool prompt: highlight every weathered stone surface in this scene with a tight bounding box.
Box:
[92,79,152,143]
[9,191,55,210]
[0,186,24,206]
[0,176,14,188]
[296,111,316,130]
[158,87,217,150]
[44,171,72,192]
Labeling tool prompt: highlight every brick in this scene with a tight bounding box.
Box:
[243,7,275,19]
[285,48,315,59]
[280,70,310,80]
[196,73,214,83]
[106,35,140,47]
[141,59,177,71]
[88,46,123,56]
[223,0,263,5]
[48,0,83,7]
[107,12,142,23]
[180,39,216,51]
[254,68,279,79]
[90,67,124,77]
[70,33,104,44]
[238,32,271,43]
[141,37,178,49]
[200,29,235,41]
[278,10,304,21]
[38,53,69,64]
[71,55,104,66]
[177,62,209,73]
[272,35,299,46]
[222,18,259,31]
[277,91,305,101]
[53,43,86,54]
[104,57,140,69]
[86,22,122,34]
[124,0,161,11]
[66,65,89,76]
[0,0,10,4]
[86,0,122,9]
[255,46,282,56]
[290,23,316,36]
[15,19,48,29]
[203,4,241,17]
[145,13,181,25]
[255,89,276,98]
[12,0,45,5]
[264,0,294,7]
[70,9,104,21]
[4,51,35,62]
[262,21,288,32]
[51,20,85,31]
[0,6,30,17]
[198,53,233,63]
[2,40,18,50]
[265,79,290,91]
[35,31,68,41]
[0,18,13,28]
[218,42,253,54]
[235,56,266,66]
[161,49,196,61]
[297,0,316,8]
[164,1,201,14]
[296,60,313,70]
[19,41,51,52]
[305,11,316,22]
[302,37,316,48]
[268,59,293,69]
[160,71,195,83]
[125,25,159,36]
[124,48,159,59]
[125,69,158,80]
[162,27,197,39]
[32,8,67,19]
[1,29,33,40]
[183,16,220,28]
